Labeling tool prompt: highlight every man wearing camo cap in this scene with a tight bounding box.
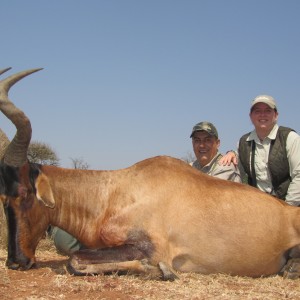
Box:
[190,121,241,182]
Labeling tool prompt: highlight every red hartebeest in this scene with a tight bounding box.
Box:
[1,68,300,280]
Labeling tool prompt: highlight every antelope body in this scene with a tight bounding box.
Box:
[1,68,300,280]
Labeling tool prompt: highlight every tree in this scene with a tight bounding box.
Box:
[70,157,90,170]
[181,151,195,164]
[28,141,60,166]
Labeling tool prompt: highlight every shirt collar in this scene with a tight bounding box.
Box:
[194,151,221,170]
[247,124,279,142]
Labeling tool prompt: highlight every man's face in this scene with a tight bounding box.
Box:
[192,131,220,167]
[250,103,278,132]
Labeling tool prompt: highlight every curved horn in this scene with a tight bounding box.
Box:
[0,69,13,160]
[0,68,43,166]
[0,67,12,76]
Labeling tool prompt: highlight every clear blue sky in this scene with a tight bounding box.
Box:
[1,1,300,169]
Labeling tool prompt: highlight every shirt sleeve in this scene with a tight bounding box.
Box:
[285,131,300,206]
[211,164,242,183]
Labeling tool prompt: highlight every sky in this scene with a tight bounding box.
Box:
[1,0,300,170]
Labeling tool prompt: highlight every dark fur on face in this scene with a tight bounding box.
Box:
[0,163,20,199]
[0,162,42,270]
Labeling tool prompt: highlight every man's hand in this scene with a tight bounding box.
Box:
[219,151,238,166]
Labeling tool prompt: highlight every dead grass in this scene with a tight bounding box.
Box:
[1,210,300,299]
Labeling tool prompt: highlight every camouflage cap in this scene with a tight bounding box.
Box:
[190,121,218,138]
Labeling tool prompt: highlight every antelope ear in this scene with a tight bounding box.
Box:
[35,173,55,208]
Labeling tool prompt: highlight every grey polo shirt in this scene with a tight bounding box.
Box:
[192,152,241,183]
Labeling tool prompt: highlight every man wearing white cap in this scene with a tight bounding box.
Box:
[221,95,300,205]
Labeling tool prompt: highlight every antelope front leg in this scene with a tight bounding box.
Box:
[67,245,178,281]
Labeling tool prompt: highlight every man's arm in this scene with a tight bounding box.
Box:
[211,164,242,183]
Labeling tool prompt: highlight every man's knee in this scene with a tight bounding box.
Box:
[50,227,83,255]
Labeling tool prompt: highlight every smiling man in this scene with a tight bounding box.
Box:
[190,121,241,182]
[220,95,300,205]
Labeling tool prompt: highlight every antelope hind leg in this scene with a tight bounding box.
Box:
[283,258,300,279]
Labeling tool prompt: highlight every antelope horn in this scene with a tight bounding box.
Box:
[0,68,43,166]
[0,67,12,76]
[0,69,13,160]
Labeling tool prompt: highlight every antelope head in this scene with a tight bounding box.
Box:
[0,68,43,269]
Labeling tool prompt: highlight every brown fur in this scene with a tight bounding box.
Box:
[2,69,300,279]
[5,156,300,279]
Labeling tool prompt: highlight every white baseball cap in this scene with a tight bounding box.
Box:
[251,95,277,110]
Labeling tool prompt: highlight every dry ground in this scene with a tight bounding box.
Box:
[1,239,300,299]
[1,208,300,299]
